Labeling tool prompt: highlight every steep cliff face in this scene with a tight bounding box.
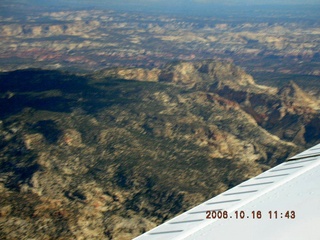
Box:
[160,61,255,87]
[98,60,255,87]
[278,81,319,110]
[0,61,319,239]
[97,60,319,147]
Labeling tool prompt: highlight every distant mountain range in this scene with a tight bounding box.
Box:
[0,60,319,239]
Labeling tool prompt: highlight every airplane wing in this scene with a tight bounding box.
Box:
[134,143,320,240]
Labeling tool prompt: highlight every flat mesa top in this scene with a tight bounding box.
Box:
[134,143,320,240]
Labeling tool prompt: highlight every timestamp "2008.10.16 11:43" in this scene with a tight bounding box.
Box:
[206,210,296,220]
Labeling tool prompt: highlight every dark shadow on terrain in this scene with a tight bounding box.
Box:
[0,69,146,118]
[32,120,62,144]
[0,94,76,118]
[0,149,39,190]
[304,117,320,145]
[0,69,88,93]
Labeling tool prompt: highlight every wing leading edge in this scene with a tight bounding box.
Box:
[134,143,320,240]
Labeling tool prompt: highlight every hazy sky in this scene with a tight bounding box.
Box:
[130,0,318,3]
[14,0,320,5]
[3,0,320,15]
[68,0,320,4]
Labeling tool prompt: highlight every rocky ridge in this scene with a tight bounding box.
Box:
[98,60,319,146]
[0,60,319,239]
